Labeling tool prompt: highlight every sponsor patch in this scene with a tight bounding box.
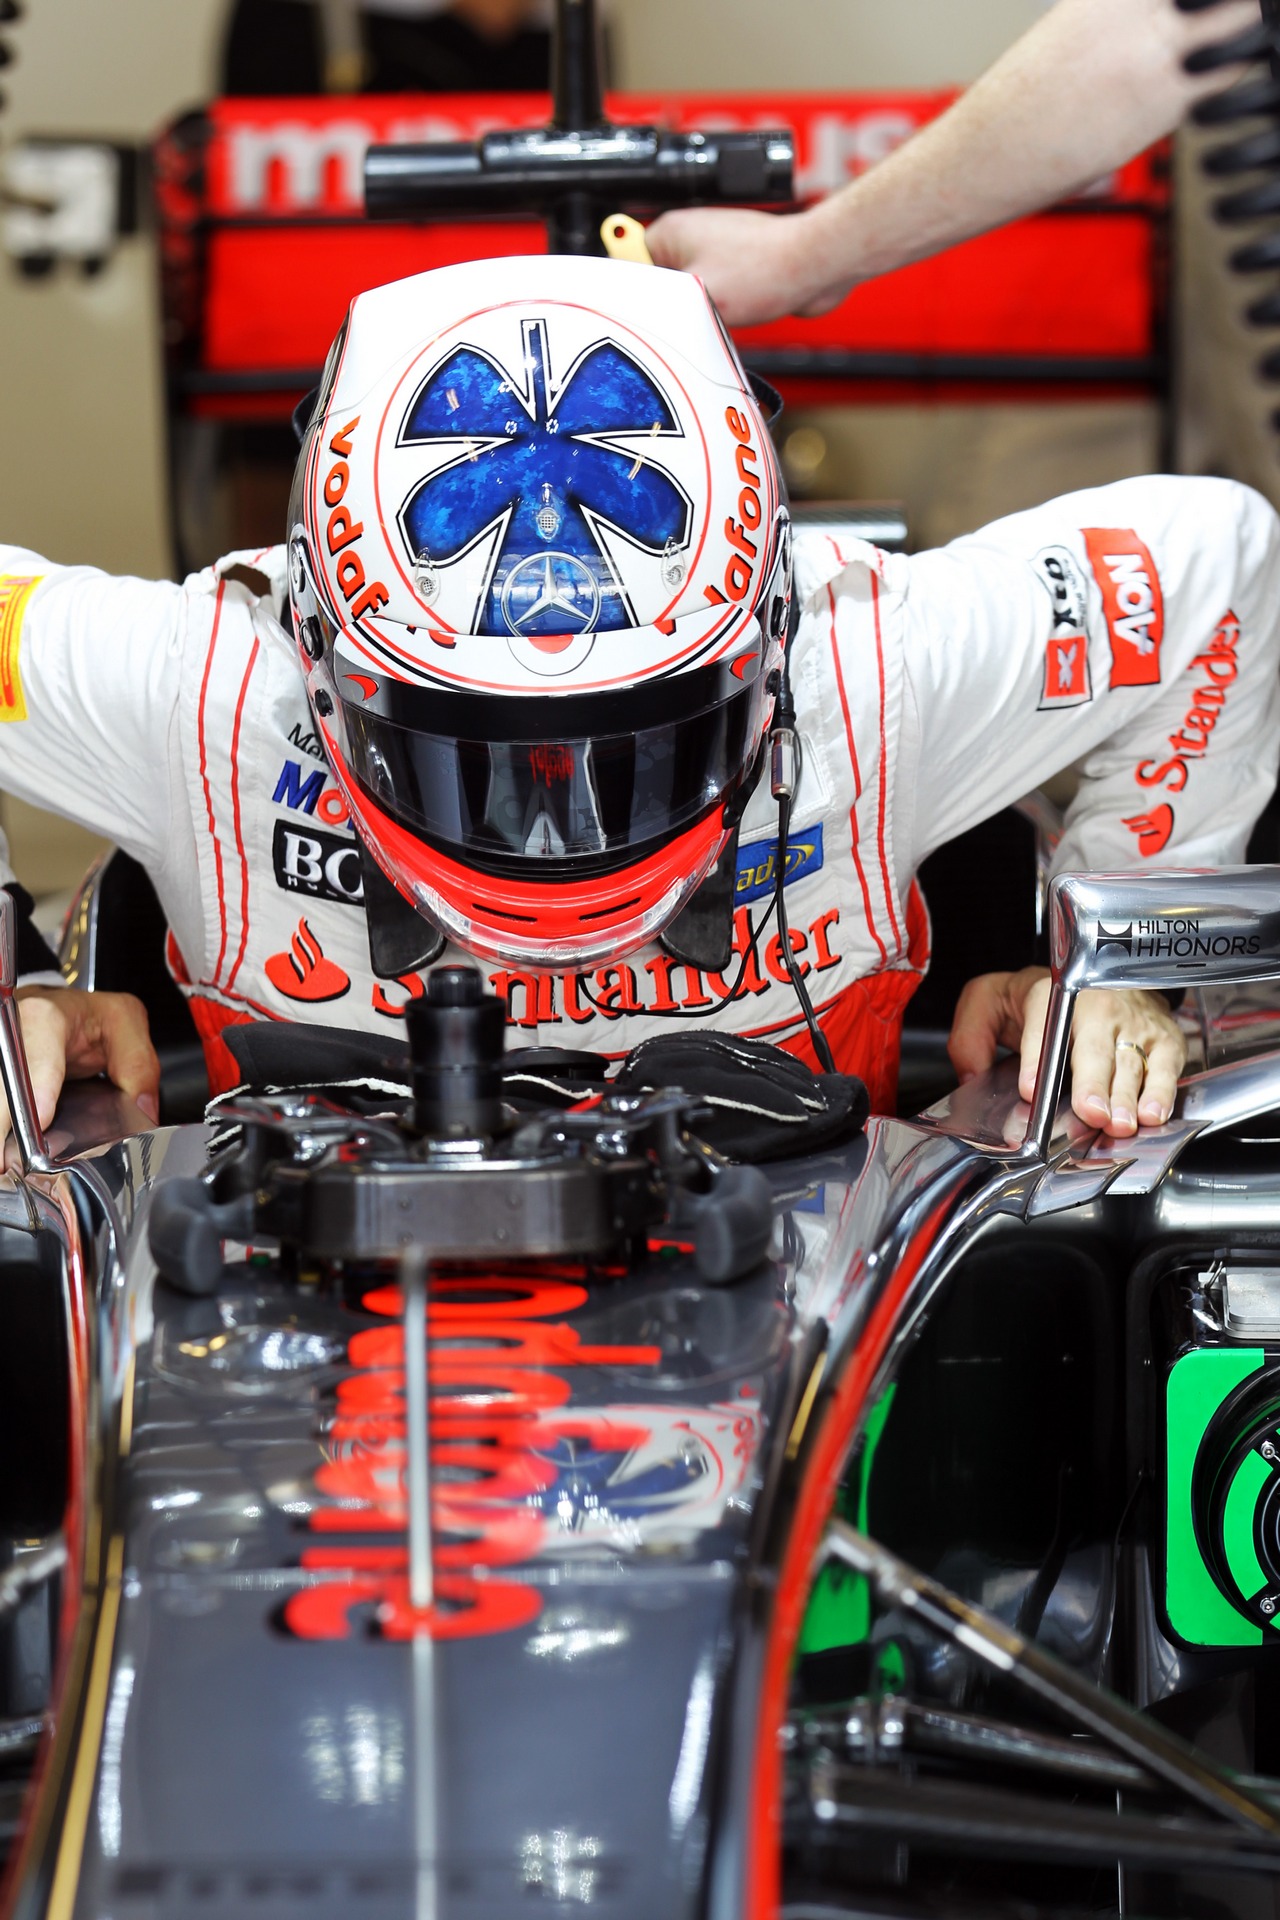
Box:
[288,719,327,761]
[1082,527,1164,688]
[734,824,824,905]
[0,575,41,723]
[1038,632,1092,710]
[1132,608,1239,800]
[1033,544,1089,633]
[1093,912,1261,967]
[264,916,351,1004]
[272,757,351,827]
[272,821,364,907]
[1121,802,1174,857]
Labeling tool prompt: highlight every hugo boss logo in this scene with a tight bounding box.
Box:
[272,821,363,908]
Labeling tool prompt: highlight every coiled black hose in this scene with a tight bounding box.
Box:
[1182,0,1280,425]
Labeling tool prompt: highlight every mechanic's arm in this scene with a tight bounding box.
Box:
[898,475,1280,1135]
[648,0,1257,326]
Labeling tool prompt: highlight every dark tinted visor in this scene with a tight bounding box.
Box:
[343,676,767,874]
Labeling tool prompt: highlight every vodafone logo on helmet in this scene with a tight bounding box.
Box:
[1083,527,1164,689]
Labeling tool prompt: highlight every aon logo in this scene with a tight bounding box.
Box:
[1083,527,1164,688]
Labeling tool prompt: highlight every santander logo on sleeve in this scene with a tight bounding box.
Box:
[1082,527,1164,689]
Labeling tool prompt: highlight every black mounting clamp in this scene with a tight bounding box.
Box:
[363,0,794,253]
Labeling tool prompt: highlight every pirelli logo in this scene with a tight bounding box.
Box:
[0,575,40,723]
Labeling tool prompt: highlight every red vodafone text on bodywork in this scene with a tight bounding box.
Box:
[285,1270,662,1642]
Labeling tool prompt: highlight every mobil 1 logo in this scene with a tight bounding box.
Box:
[273,821,364,908]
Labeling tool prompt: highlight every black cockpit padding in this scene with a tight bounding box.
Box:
[221,1022,866,1163]
[223,1020,411,1093]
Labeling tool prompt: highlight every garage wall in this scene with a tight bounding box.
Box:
[613,0,1048,90]
[0,0,1054,578]
[0,0,225,577]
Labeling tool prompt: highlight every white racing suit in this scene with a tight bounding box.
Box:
[0,474,1278,1106]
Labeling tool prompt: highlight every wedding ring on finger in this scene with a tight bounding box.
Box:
[1115,1039,1149,1069]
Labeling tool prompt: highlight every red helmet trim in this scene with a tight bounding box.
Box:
[327,733,726,956]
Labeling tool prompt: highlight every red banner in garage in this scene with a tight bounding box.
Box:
[157,91,1168,416]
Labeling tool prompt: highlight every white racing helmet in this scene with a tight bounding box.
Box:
[288,254,791,972]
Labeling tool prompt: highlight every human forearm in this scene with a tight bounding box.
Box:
[799,0,1259,299]
[648,0,1259,326]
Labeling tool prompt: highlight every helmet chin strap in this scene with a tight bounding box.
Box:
[659,719,772,972]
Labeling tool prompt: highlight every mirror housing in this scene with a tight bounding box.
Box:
[1025,866,1280,1158]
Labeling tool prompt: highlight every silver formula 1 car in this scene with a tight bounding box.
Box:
[0,864,1277,1919]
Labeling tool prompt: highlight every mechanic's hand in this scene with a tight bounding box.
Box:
[948,966,1186,1137]
[2,987,160,1153]
[645,206,843,327]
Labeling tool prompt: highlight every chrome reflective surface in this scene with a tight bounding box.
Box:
[1011,788,1064,944]
[0,1063,1053,1920]
[1012,866,1280,1166]
[1180,1046,1280,1136]
[1193,979,1280,1068]
[1050,865,1280,995]
[57,847,108,989]
[921,1036,1280,1202]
